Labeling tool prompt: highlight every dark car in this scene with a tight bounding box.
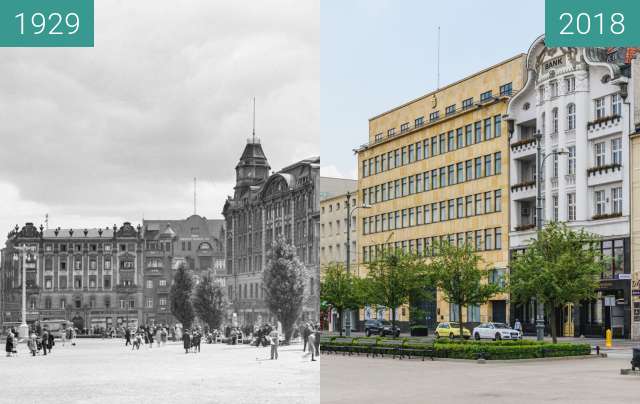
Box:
[364,319,400,337]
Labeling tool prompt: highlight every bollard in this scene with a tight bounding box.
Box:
[595,345,600,356]
[605,329,612,348]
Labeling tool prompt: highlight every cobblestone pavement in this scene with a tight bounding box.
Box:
[0,338,319,404]
[321,354,637,404]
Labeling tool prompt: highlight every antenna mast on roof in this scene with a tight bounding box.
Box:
[252,96,256,143]
[437,26,441,89]
[194,177,197,215]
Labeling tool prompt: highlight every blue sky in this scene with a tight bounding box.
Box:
[321,0,545,179]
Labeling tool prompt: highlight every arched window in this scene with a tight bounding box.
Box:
[567,103,576,130]
[552,108,559,134]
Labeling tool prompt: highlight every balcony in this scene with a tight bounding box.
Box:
[592,212,623,221]
[514,224,535,232]
[115,284,140,294]
[510,138,537,159]
[510,181,536,201]
[587,164,623,187]
[587,115,622,141]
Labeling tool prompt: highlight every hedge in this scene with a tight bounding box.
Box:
[320,336,591,360]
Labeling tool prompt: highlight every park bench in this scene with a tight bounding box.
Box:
[353,338,377,357]
[373,339,403,359]
[330,337,354,355]
[401,340,435,361]
[319,336,333,354]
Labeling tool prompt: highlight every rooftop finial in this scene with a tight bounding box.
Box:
[194,177,197,215]
[252,96,256,143]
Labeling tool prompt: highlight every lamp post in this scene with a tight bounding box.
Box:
[14,245,29,338]
[344,191,370,336]
[534,130,568,341]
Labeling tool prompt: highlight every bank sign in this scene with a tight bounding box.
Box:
[542,56,565,73]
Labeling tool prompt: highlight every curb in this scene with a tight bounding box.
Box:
[324,353,602,363]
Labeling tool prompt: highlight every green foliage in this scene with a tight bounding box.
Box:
[363,248,431,335]
[320,263,366,336]
[170,265,195,329]
[509,222,603,343]
[320,337,591,360]
[263,236,307,343]
[192,271,226,331]
[429,241,501,338]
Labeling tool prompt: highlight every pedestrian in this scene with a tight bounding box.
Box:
[314,323,321,356]
[269,328,279,360]
[28,333,38,356]
[71,328,77,346]
[48,331,55,353]
[41,329,49,355]
[5,329,14,357]
[193,331,201,353]
[308,331,317,362]
[302,323,311,352]
[183,330,191,354]
[147,328,154,348]
[514,318,523,335]
[125,328,131,346]
[60,328,67,347]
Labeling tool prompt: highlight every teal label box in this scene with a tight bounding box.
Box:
[0,0,93,47]
[546,0,640,47]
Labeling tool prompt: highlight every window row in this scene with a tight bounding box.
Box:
[363,115,502,178]
[43,275,113,290]
[362,152,502,206]
[361,226,503,263]
[362,190,502,235]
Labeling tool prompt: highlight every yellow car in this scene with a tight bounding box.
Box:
[434,322,471,340]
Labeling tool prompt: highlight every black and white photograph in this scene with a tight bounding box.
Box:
[0,1,319,403]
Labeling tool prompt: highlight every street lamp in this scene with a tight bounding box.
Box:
[344,190,371,336]
[534,130,568,341]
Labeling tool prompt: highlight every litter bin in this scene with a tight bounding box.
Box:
[632,348,640,371]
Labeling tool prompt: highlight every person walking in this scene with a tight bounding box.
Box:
[314,323,321,357]
[41,330,49,355]
[5,329,14,357]
[183,330,191,354]
[28,333,38,356]
[125,328,131,346]
[71,328,77,346]
[48,331,55,354]
[514,318,523,336]
[302,323,311,352]
[308,331,317,362]
[269,328,279,360]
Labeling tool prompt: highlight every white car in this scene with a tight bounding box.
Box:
[472,322,521,341]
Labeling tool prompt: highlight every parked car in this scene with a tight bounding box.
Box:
[434,322,471,339]
[472,322,521,340]
[364,320,400,337]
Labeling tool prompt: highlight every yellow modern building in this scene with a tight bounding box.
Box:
[355,55,526,329]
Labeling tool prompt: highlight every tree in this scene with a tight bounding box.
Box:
[320,263,366,336]
[170,264,195,330]
[192,271,226,331]
[509,222,602,343]
[263,236,308,344]
[363,248,430,337]
[429,241,501,339]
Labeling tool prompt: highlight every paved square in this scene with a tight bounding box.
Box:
[1,338,319,404]
[321,353,637,404]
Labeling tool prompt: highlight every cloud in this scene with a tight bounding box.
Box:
[0,0,319,236]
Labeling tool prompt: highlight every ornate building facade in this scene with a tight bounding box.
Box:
[506,36,637,338]
[141,215,225,325]
[1,222,143,332]
[223,138,320,327]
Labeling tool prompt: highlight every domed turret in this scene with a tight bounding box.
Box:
[234,138,270,197]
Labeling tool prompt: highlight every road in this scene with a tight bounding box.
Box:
[1,338,319,404]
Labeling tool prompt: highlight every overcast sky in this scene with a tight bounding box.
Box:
[0,0,319,239]
[320,0,544,179]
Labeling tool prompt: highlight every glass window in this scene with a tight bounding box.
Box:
[564,76,575,93]
[568,193,576,221]
[480,90,492,102]
[415,116,424,127]
[484,118,492,140]
[552,108,559,133]
[467,305,481,322]
[499,82,512,96]
[595,142,606,166]
[484,192,492,213]
[495,152,502,175]
[456,128,464,148]
[568,145,576,174]
[484,229,493,250]
[474,122,482,143]
[612,93,622,116]
[465,124,473,145]
[495,228,502,249]
[448,131,455,151]
[485,155,492,176]
[462,97,473,110]
[595,190,606,216]
[475,157,483,178]
[567,103,576,130]
[612,187,623,214]
[494,115,502,137]
[612,138,622,165]
[595,97,606,119]
[495,190,502,212]
[457,162,464,183]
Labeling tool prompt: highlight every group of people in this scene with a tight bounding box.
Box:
[182,329,202,353]
[5,326,78,357]
[302,322,321,362]
[125,325,169,350]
